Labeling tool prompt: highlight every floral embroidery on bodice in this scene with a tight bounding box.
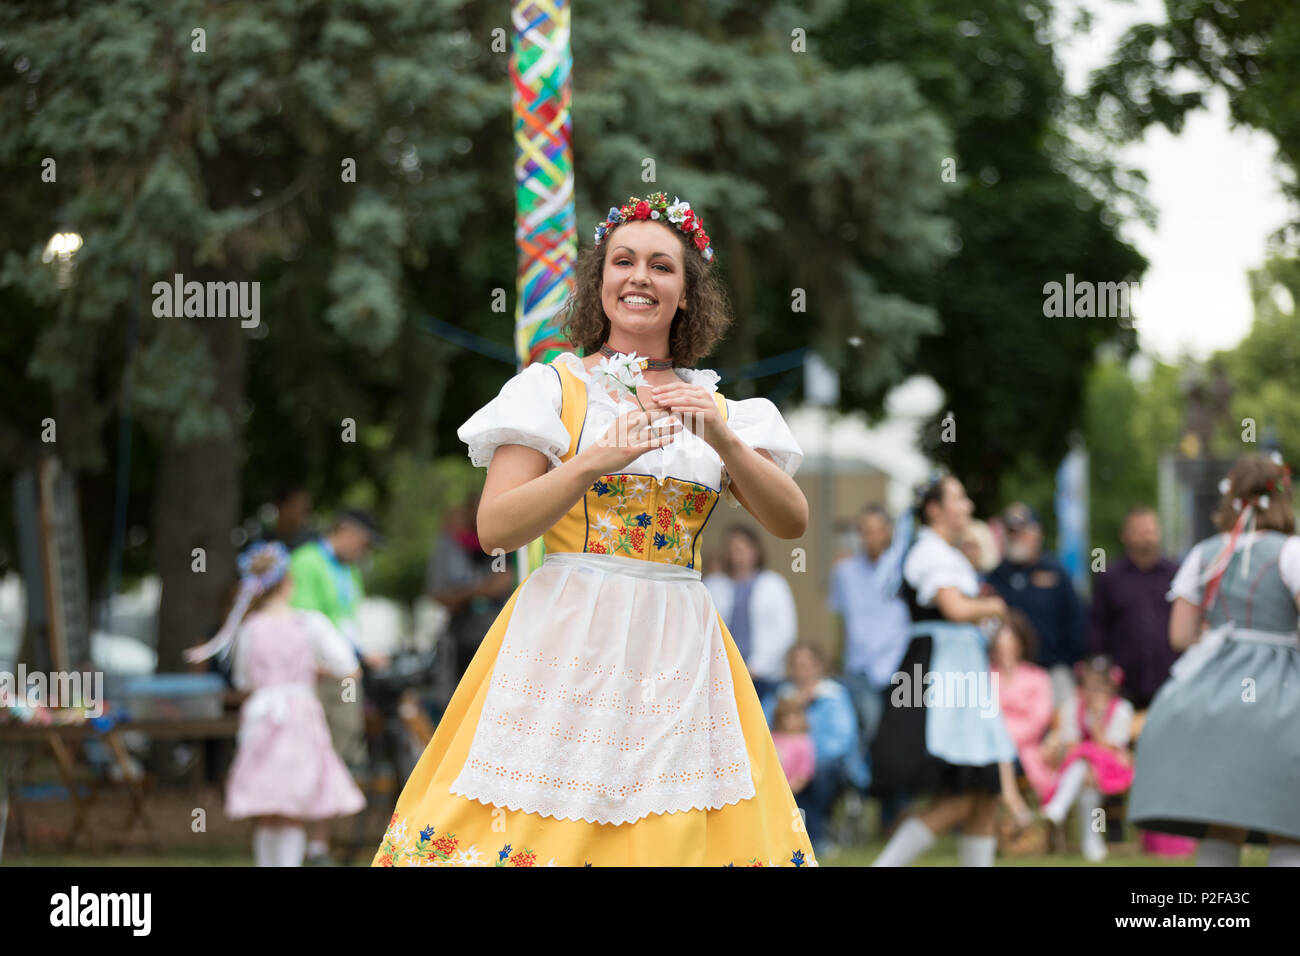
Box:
[540,354,729,570]
[583,472,720,569]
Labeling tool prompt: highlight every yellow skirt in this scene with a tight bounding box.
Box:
[372,582,817,867]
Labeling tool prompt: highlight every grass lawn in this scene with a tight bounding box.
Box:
[819,836,1271,866]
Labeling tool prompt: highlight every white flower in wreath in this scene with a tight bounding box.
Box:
[666,197,691,224]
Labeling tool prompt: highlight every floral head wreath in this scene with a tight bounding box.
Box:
[593,191,715,264]
[1217,452,1292,513]
[183,541,291,664]
[1202,452,1292,612]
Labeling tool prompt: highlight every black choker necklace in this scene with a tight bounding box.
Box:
[599,343,674,369]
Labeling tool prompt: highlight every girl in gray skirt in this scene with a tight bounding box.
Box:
[1128,454,1300,866]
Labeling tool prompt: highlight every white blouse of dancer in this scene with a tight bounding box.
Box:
[905,525,980,607]
[449,352,804,825]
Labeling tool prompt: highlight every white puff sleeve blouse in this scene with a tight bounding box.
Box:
[903,526,980,607]
[456,362,570,470]
[720,396,804,508]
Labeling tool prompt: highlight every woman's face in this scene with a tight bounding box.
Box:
[600,220,689,342]
[931,477,974,538]
[727,533,760,576]
[790,646,822,686]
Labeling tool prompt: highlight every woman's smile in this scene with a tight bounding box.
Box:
[618,292,659,313]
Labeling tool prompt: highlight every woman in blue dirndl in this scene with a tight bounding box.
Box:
[870,475,1018,866]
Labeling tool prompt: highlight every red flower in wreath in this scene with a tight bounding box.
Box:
[694,232,710,251]
[634,200,651,220]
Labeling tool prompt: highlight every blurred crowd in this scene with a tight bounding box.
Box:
[698,497,1187,860]
[218,480,1189,864]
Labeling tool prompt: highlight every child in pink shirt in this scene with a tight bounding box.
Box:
[770,697,816,795]
[989,610,1055,801]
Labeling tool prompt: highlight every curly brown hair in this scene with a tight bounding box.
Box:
[562,218,732,367]
[1212,454,1295,534]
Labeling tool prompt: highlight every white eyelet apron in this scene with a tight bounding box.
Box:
[449,550,756,825]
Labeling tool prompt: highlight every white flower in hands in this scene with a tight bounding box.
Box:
[595,352,651,411]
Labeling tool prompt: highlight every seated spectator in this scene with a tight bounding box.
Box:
[764,642,869,854]
[771,697,816,797]
[1040,654,1136,863]
[989,609,1055,803]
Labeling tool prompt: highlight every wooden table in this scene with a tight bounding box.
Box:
[0,716,240,853]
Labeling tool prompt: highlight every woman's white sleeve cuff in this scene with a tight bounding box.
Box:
[720,397,803,506]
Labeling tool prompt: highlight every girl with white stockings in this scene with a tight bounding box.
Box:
[870,475,1018,867]
[185,542,366,866]
[1039,655,1134,862]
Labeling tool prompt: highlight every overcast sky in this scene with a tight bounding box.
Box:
[1057,0,1296,363]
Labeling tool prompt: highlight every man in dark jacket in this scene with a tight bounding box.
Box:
[1089,506,1180,709]
[987,503,1086,705]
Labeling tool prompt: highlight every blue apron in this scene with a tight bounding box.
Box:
[913,619,1017,767]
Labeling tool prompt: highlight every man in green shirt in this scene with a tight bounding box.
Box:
[289,508,385,863]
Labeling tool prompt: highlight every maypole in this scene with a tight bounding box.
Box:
[511,0,576,572]
[511,0,576,367]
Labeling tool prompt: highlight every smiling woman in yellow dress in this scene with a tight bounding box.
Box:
[373,192,816,866]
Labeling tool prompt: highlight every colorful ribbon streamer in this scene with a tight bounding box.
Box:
[511,0,576,368]
[512,0,576,573]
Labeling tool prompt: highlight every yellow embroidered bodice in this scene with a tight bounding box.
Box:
[542,359,729,570]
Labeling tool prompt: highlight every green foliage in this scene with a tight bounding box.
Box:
[0,0,1176,606]
[1086,0,1300,215]
[358,452,484,604]
[1219,258,1300,465]
[816,0,1146,511]
[1083,353,1182,555]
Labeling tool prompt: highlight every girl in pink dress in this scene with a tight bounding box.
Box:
[185,541,366,866]
[1039,654,1135,862]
